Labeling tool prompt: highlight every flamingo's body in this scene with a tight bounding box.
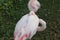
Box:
[28,0,40,12]
[14,11,40,40]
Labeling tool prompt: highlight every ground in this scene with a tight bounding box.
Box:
[0,0,60,40]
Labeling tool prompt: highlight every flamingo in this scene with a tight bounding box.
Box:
[28,0,41,12]
[14,0,46,40]
[14,11,46,40]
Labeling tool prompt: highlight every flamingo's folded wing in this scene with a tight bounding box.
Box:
[14,14,29,37]
[25,14,39,39]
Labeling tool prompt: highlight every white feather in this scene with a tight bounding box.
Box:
[14,11,40,40]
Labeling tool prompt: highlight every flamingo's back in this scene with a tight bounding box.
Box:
[14,11,40,40]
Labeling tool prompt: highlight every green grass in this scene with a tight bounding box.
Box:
[0,0,60,40]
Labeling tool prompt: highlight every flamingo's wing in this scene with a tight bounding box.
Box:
[14,14,29,37]
[14,28,26,40]
[25,14,39,39]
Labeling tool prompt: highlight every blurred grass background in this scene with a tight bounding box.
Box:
[0,0,60,40]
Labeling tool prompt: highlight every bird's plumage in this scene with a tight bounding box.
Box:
[14,11,40,40]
